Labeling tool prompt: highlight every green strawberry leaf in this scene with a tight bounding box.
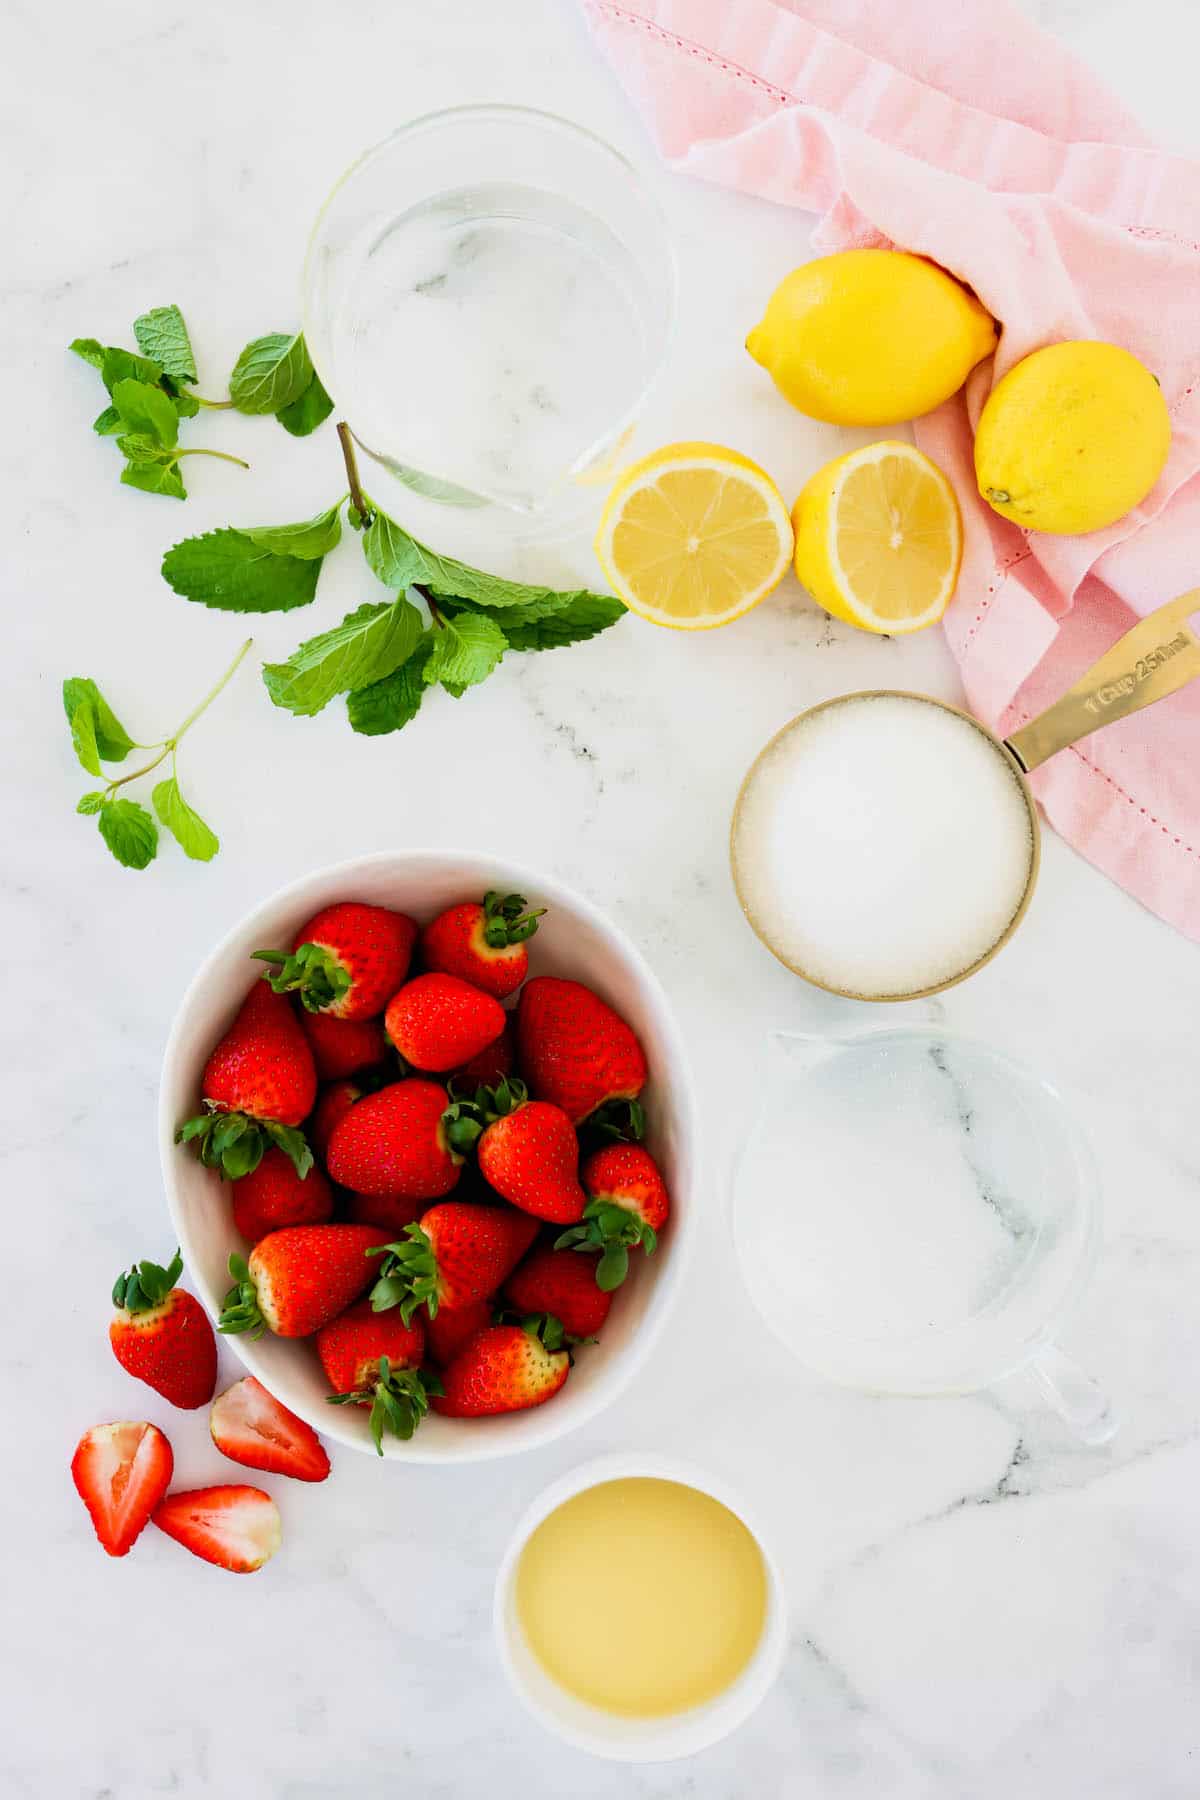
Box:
[162,527,323,612]
[152,776,219,862]
[229,332,313,415]
[132,305,198,383]
[263,597,424,717]
[97,798,158,870]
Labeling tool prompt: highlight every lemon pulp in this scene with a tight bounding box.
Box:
[515,1477,768,1717]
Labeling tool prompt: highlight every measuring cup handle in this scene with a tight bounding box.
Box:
[1005,588,1200,773]
[1019,1343,1118,1446]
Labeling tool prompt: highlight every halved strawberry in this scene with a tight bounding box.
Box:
[71,1421,174,1558]
[153,1484,281,1573]
[210,1376,331,1482]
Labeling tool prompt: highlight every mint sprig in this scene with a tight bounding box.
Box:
[64,641,251,871]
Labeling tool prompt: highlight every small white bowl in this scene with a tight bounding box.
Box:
[159,851,697,1463]
[494,1452,788,1760]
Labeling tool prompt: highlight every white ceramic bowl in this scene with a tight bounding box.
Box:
[494,1453,788,1759]
[160,851,696,1462]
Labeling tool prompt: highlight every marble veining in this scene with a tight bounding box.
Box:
[4,0,1200,1795]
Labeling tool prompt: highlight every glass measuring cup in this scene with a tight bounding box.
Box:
[731,588,1200,1001]
[731,1026,1115,1442]
[301,106,675,538]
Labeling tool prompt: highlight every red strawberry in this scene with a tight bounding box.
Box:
[385,974,506,1074]
[516,977,647,1124]
[344,1189,426,1235]
[468,1078,586,1225]
[556,1144,670,1290]
[425,1294,493,1366]
[71,1421,173,1558]
[308,1079,362,1160]
[451,1015,517,1090]
[210,1376,331,1482]
[432,1322,569,1417]
[219,1223,391,1339]
[300,1009,387,1080]
[153,1484,281,1573]
[369,1203,537,1323]
[176,981,317,1178]
[503,1246,612,1338]
[110,1252,218,1409]
[317,1299,436,1452]
[231,1149,333,1244]
[254,901,417,1020]
[326,1080,462,1204]
[420,892,545,1001]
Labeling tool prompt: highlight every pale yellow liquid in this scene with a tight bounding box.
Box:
[515,1478,768,1717]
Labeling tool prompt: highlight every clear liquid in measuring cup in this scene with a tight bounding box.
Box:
[332,182,653,512]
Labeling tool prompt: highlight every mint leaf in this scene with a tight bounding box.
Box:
[229,333,312,415]
[422,611,506,692]
[122,460,187,500]
[111,378,178,448]
[132,305,197,383]
[152,777,219,861]
[277,370,333,437]
[346,644,430,736]
[118,433,174,467]
[64,677,134,766]
[243,504,342,560]
[93,405,123,435]
[459,589,627,650]
[68,698,100,774]
[97,798,158,870]
[172,389,201,421]
[77,792,105,815]
[70,338,105,371]
[100,346,164,394]
[162,527,322,612]
[264,597,423,717]
[362,507,432,590]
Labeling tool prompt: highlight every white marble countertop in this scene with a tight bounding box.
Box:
[6,1,1200,1795]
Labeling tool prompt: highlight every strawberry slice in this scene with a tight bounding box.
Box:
[210,1376,331,1483]
[71,1421,174,1558]
[153,1484,281,1573]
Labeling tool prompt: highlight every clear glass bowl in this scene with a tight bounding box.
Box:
[302,105,676,545]
[732,1026,1115,1442]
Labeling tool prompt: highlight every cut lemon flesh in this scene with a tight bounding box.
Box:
[792,441,962,634]
[595,442,795,629]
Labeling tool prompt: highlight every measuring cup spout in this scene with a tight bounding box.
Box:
[1018,1343,1118,1446]
[1006,587,1200,774]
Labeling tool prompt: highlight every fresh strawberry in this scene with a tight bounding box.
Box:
[176,981,316,1178]
[326,1079,462,1205]
[516,977,647,1124]
[451,1015,517,1090]
[71,1421,173,1558]
[344,1188,427,1235]
[385,974,506,1074]
[556,1143,670,1290]
[503,1246,612,1338]
[254,901,417,1019]
[299,1009,388,1080]
[424,1294,494,1366]
[420,892,545,1001]
[219,1223,391,1339]
[308,1079,362,1159]
[210,1376,331,1482]
[109,1251,217,1410]
[231,1149,333,1244]
[153,1485,281,1574]
[432,1321,569,1417]
[369,1203,537,1323]
[461,1077,586,1225]
[317,1299,437,1453]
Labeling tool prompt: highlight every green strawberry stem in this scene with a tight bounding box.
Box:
[326,1354,443,1454]
[100,638,252,799]
[554,1200,657,1292]
[367,1228,440,1325]
[112,1249,183,1311]
[176,1107,313,1180]
[481,891,546,947]
[578,1097,646,1149]
[219,1253,266,1338]
[251,942,351,1013]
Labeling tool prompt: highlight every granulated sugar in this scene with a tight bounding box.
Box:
[733,695,1035,997]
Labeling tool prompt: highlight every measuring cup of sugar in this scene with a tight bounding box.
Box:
[731,1025,1114,1442]
[731,589,1200,1001]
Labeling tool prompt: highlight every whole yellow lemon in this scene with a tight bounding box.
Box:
[746,249,997,426]
[974,341,1171,534]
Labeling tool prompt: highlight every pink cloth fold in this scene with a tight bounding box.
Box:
[582,0,1200,941]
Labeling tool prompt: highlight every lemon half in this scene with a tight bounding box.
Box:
[792,442,962,634]
[595,442,794,630]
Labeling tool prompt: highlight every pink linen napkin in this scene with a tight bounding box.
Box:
[582,0,1200,942]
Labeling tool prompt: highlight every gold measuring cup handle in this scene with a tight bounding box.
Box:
[1005,588,1200,774]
